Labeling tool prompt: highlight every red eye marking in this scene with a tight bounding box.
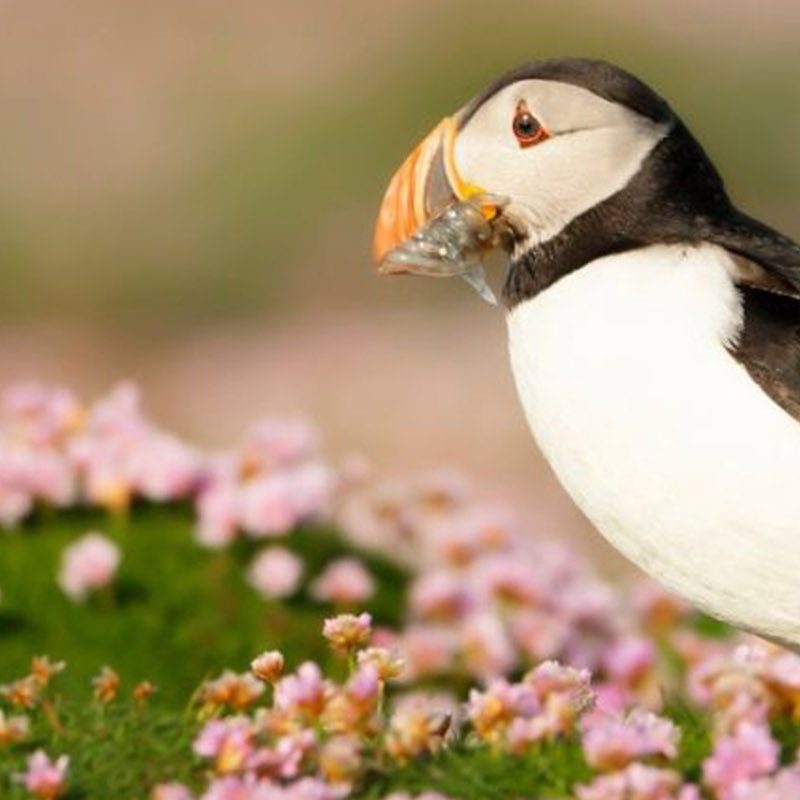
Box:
[512,102,549,148]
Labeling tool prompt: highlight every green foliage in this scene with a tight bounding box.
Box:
[1,699,200,800]
[0,505,408,705]
[356,739,593,800]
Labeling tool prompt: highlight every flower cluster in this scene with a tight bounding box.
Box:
[0,382,335,546]
[0,382,202,524]
[195,417,333,550]
[150,614,460,799]
[341,470,666,697]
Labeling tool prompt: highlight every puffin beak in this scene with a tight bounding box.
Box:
[373,116,475,270]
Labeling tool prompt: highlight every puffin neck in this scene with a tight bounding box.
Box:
[501,121,733,310]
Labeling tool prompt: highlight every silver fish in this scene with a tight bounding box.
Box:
[378,194,510,306]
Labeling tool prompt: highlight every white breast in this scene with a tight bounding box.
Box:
[507,243,800,646]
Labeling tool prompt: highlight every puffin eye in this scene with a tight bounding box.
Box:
[512,102,547,148]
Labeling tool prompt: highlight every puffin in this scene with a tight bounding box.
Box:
[372,58,800,649]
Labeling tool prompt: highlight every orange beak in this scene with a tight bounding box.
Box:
[373,116,474,268]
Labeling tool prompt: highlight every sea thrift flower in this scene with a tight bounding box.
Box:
[0,675,40,709]
[357,647,405,681]
[509,609,570,662]
[91,666,120,703]
[239,474,299,537]
[525,661,595,735]
[193,718,254,775]
[582,710,680,771]
[30,656,66,687]
[150,783,195,800]
[274,662,326,718]
[385,698,451,763]
[57,532,120,601]
[577,763,699,800]
[604,636,658,691]
[16,750,69,799]
[199,671,264,712]
[247,547,303,599]
[506,716,552,753]
[0,709,29,746]
[703,722,779,798]
[323,613,372,652]
[460,612,517,680]
[319,735,362,785]
[251,650,285,683]
[408,570,473,620]
[347,664,381,706]
[134,680,156,705]
[397,625,457,680]
[466,680,539,742]
[195,481,239,549]
[727,767,800,800]
[475,554,542,606]
[631,581,691,632]
[311,558,375,605]
[240,417,318,472]
[273,729,319,780]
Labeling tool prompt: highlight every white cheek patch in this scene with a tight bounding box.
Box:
[454,80,670,245]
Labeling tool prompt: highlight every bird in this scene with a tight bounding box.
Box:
[372,58,800,649]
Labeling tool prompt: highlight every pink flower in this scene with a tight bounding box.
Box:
[0,482,32,527]
[408,570,473,620]
[397,625,457,680]
[466,679,539,741]
[347,664,381,705]
[193,718,254,774]
[577,764,699,800]
[727,767,800,800]
[311,559,375,605]
[16,749,69,799]
[3,383,82,446]
[200,776,254,800]
[475,554,542,606]
[703,722,779,798]
[603,637,657,688]
[273,729,317,779]
[285,462,333,522]
[251,650,285,683]
[509,609,570,662]
[274,662,326,717]
[57,532,121,601]
[582,710,679,771]
[322,613,372,652]
[196,481,240,549]
[506,715,552,753]
[23,448,76,507]
[0,709,30,745]
[459,613,516,680]
[151,783,195,800]
[247,547,303,599]
[240,418,319,472]
[239,475,299,537]
[129,433,200,501]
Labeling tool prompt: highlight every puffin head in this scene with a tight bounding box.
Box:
[373,59,733,305]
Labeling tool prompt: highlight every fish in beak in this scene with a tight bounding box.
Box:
[372,116,509,305]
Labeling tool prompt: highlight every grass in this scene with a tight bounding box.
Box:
[0,505,409,706]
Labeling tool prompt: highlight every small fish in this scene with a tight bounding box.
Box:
[378,194,510,306]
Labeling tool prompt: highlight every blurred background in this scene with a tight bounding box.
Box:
[1,0,798,571]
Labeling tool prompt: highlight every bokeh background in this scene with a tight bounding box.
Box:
[2,0,798,571]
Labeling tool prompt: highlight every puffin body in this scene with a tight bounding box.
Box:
[373,59,800,647]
